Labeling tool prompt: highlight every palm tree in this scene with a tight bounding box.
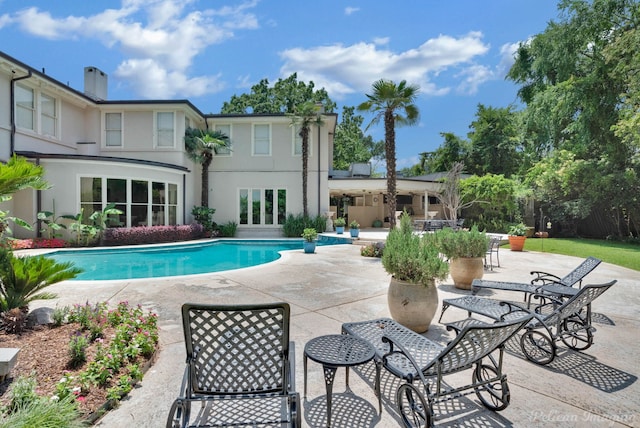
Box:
[185,128,229,207]
[290,102,324,217]
[358,79,420,228]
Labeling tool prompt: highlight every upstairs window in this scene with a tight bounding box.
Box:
[156,112,175,148]
[253,124,271,155]
[15,84,34,131]
[40,93,57,137]
[105,112,123,147]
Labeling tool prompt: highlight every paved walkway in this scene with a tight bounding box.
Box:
[31,230,639,427]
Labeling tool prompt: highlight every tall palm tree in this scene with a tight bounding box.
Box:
[290,102,324,217]
[185,128,229,207]
[358,79,420,228]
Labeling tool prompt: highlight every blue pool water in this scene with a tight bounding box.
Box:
[46,239,345,281]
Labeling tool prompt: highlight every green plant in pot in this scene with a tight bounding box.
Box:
[349,220,360,238]
[436,226,489,289]
[382,214,449,332]
[508,222,527,251]
[301,228,318,253]
[334,217,346,234]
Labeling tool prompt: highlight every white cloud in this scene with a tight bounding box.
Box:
[8,0,259,99]
[455,65,493,95]
[497,41,521,77]
[345,7,360,16]
[280,32,489,99]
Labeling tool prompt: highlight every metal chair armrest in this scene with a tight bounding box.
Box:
[530,271,562,285]
[381,335,430,387]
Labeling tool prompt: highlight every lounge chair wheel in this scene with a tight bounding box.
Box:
[520,330,556,365]
[396,383,433,428]
[561,319,593,350]
[166,399,190,428]
[472,364,510,411]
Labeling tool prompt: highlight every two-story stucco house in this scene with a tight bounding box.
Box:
[0,51,338,238]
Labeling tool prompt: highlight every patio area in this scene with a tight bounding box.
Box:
[31,230,639,427]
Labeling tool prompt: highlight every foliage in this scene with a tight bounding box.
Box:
[62,204,123,247]
[184,129,229,207]
[7,238,67,250]
[360,242,384,258]
[333,217,346,227]
[37,203,67,239]
[101,224,204,246]
[301,228,318,242]
[289,101,325,217]
[435,226,490,259]
[282,213,325,238]
[349,220,360,229]
[68,333,89,368]
[358,79,420,228]
[381,213,449,285]
[418,132,470,175]
[1,308,27,334]
[433,162,475,223]
[460,174,520,232]
[191,206,217,234]
[508,223,528,236]
[217,221,237,237]
[220,73,336,114]
[332,106,382,171]
[0,249,82,312]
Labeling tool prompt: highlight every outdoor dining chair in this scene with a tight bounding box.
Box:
[166,302,301,428]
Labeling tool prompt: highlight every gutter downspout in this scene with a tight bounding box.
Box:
[317,122,321,216]
[10,70,33,156]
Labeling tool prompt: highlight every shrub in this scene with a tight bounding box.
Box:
[301,228,318,242]
[349,220,360,229]
[360,242,384,258]
[334,217,346,227]
[282,214,325,238]
[435,226,490,259]
[101,224,204,246]
[68,333,89,368]
[218,221,237,237]
[0,394,82,428]
[191,206,217,234]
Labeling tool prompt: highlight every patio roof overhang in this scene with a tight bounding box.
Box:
[328,177,442,196]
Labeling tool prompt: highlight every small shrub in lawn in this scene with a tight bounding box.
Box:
[68,333,89,368]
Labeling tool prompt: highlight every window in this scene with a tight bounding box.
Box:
[239,188,286,226]
[40,93,57,137]
[253,124,271,155]
[156,112,175,147]
[214,124,231,155]
[80,177,179,227]
[293,125,312,156]
[105,112,123,147]
[15,84,34,131]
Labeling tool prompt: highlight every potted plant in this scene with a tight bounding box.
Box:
[301,228,318,253]
[381,214,449,332]
[334,217,346,234]
[508,223,527,251]
[349,220,360,238]
[436,226,490,289]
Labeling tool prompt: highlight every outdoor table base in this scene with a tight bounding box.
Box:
[304,334,378,427]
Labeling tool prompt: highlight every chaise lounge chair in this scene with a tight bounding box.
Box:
[166,302,301,428]
[440,280,616,365]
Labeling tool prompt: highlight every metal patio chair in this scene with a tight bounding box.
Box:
[441,280,616,365]
[342,314,532,427]
[166,302,301,428]
[472,256,602,304]
[484,237,502,270]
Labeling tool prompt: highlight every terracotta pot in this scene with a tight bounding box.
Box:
[508,236,526,251]
[449,257,484,290]
[387,277,439,333]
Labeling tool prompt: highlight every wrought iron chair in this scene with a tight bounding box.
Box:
[484,237,502,270]
[166,302,301,428]
[441,280,616,365]
[530,256,601,288]
[343,314,532,427]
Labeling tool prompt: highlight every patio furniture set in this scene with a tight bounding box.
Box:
[165,257,614,428]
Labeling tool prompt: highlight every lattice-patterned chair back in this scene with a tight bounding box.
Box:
[544,280,616,325]
[182,303,290,397]
[435,315,532,374]
[559,256,601,286]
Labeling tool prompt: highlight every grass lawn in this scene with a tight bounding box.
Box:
[516,237,640,272]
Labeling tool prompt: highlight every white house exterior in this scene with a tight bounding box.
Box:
[0,51,337,238]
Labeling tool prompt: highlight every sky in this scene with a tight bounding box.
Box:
[0,0,561,170]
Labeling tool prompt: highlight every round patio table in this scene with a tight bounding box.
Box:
[304,334,376,427]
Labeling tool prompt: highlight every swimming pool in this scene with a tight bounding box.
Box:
[46,239,346,281]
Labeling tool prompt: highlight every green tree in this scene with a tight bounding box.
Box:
[466,104,521,177]
[221,73,336,114]
[332,106,377,171]
[507,0,640,237]
[289,102,325,217]
[420,132,470,174]
[358,79,420,228]
[460,174,520,233]
[185,128,229,207]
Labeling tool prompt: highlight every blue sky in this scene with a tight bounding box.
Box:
[0,0,560,170]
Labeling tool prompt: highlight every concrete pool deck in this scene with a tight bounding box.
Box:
[30,230,639,427]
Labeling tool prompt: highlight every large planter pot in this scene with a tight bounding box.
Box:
[350,228,360,238]
[335,226,344,234]
[508,236,526,251]
[387,277,439,333]
[303,241,316,254]
[449,257,484,290]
